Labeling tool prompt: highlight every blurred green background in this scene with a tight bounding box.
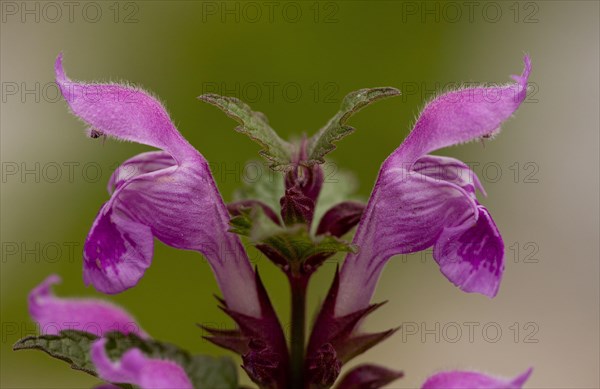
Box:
[1,1,598,388]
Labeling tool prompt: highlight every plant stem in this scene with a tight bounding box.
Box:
[290,274,308,389]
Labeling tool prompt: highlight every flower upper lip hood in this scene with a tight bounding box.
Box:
[55,54,261,318]
[335,56,532,317]
[385,55,531,168]
[29,274,147,338]
[421,368,533,389]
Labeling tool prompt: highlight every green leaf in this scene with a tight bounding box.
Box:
[199,94,292,169]
[259,225,357,264]
[186,355,239,389]
[229,211,253,237]
[307,87,400,164]
[230,205,356,267]
[13,330,99,377]
[229,203,281,239]
[14,330,238,389]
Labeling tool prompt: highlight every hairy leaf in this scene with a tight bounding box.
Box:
[230,205,356,272]
[13,330,99,376]
[199,94,292,169]
[307,87,400,164]
[259,225,356,264]
[229,207,255,237]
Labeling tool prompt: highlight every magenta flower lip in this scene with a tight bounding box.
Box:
[422,368,534,389]
[335,56,532,317]
[55,53,262,318]
[29,274,147,338]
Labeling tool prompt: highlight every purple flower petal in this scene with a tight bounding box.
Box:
[91,339,193,389]
[412,155,486,198]
[336,170,477,316]
[28,275,146,337]
[84,160,216,291]
[434,206,504,297]
[55,54,194,162]
[83,201,154,294]
[422,368,533,389]
[336,57,531,316]
[57,55,261,318]
[413,156,503,296]
[107,151,175,195]
[387,56,531,166]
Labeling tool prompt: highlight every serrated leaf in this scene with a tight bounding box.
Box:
[229,212,253,236]
[231,206,356,265]
[307,87,400,164]
[199,94,292,169]
[13,330,99,376]
[14,330,238,389]
[228,204,279,237]
[260,225,357,264]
